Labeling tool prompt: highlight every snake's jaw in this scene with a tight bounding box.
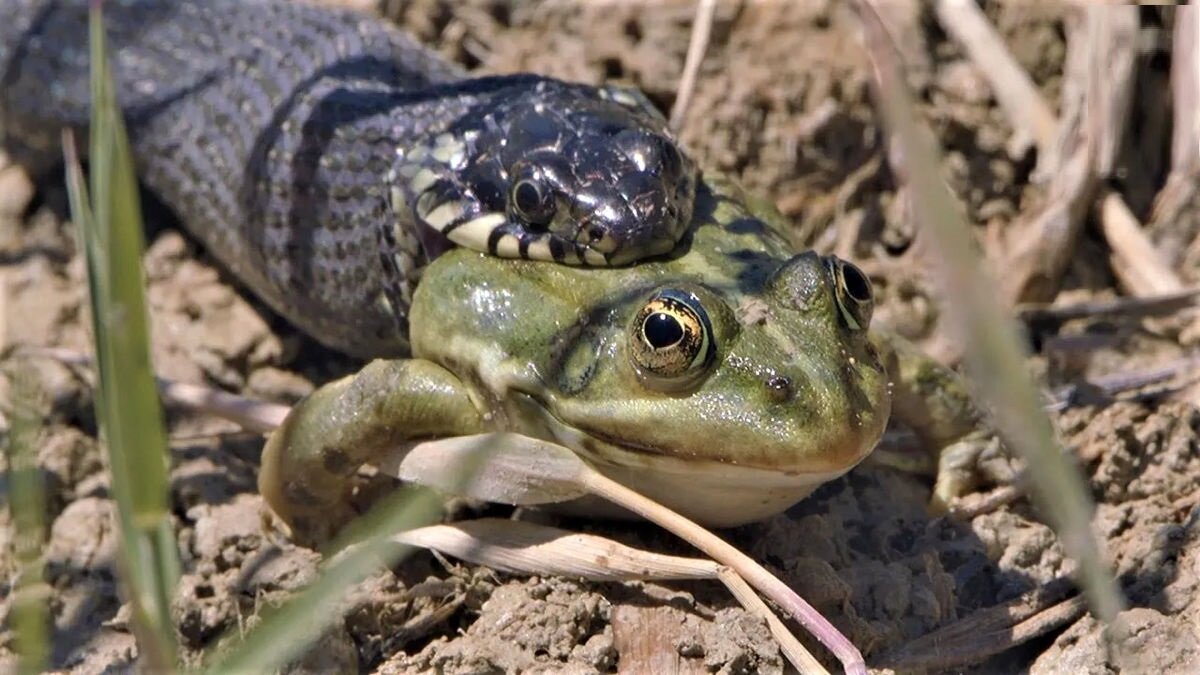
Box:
[568,156,698,267]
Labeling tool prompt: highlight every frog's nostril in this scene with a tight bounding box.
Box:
[838,261,872,303]
[766,375,793,403]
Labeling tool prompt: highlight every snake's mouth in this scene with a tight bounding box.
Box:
[429,209,686,267]
[457,216,618,266]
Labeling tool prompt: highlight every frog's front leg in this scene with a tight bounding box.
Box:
[873,330,1002,512]
[259,359,484,546]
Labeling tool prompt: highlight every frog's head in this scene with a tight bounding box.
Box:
[411,184,891,526]
[529,250,890,525]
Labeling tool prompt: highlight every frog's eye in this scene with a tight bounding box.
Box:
[832,259,873,331]
[629,290,716,391]
[510,174,556,227]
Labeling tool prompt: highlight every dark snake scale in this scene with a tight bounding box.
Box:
[0,0,697,356]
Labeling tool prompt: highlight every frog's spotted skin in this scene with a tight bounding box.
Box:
[260,177,896,543]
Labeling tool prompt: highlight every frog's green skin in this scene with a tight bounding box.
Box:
[261,175,979,545]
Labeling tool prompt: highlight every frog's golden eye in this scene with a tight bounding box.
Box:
[629,289,715,391]
[831,259,873,331]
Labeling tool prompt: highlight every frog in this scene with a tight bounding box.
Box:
[259,173,984,546]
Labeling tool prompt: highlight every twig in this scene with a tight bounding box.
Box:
[933,0,1056,157]
[579,467,866,675]
[875,580,1085,670]
[1047,355,1200,411]
[669,0,718,134]
[21,346,289,432]
[1149,5,1200,267]
[1017,287,1200,326]
[1171,5,1200,178]
[393,434,869,675]
[390,520,829,675]
[937,3,1182,302]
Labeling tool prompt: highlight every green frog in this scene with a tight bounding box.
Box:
[260,174,983,545]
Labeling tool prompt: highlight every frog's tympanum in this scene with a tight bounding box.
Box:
[260,176,977,545]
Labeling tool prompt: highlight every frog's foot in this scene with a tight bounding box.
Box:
[258,359,484,547]
[927,430,1002,515]
[870,429,1008,515]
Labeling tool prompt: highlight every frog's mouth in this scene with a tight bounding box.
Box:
[508,389,872,477]
[509,393,854,527]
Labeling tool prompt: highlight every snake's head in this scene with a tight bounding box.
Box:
[395,78,697,266]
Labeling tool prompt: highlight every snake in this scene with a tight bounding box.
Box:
[0,0,697,356]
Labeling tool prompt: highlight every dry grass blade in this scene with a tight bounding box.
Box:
[20,346,290,433]
[875,579,1085,670]
[153,377,289,433]
[850,0,1126,625]
[1077,5,1179,297]
[1101,191,1183,297]
[394,519,828,674]
[1046,355,1200,409]
[933,0,1056,156]
[1018,287,1200,326]
[669,0,717,133]
[388,432,866,675]
[1170,5,1200,178]
[65,3,181,668]
[994,8,1111,304]
[576,466,865,675]
[936,3,1180,302]
[1149,5,1200,268]
[389,433,589,504]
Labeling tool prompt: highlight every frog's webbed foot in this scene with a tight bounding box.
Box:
[259,359,483,547]
[927,430,1001,514]
[875,330,1016,514]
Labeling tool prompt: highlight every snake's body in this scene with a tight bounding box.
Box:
[0,0,694,356]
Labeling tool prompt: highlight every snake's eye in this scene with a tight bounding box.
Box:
[831,259,873,331]
[510,177,555,227]
[629,289,715,391]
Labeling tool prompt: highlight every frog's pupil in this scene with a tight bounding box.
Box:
[644,312,683,348]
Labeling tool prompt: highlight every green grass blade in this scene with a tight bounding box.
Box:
[207,403,496,672]
[4,367,51,675]
[63,1,182,668]
[205,488,444,674]
[854,6,1125,622]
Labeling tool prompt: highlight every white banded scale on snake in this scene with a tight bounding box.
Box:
[0,0,696,356]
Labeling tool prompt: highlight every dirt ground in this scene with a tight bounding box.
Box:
[3,1,1200,673]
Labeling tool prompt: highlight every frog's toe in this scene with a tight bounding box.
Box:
[267,500,358,549]
[927,431,1003,515]
[259,430,361,547]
